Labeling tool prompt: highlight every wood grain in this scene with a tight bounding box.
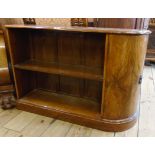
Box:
[94,18,149,29]
[5,25,151,34]
[0,109,21,126]
[21,115,53,137]
[0,32,12,89]
[0,33,8,67]
[4,130,22,137]
[102,34,148,120]
[66,124,92,137]
[0,127,8,136]
[0,66,154,137]
[5,26,150,131]
[42,120,72,137]
[4,111,36,132]
[14,60,103,81]
[17,89,100,118]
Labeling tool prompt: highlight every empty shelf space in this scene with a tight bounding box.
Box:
[17,89,100,118]
[14,60,103,81]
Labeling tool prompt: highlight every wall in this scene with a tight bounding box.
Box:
[0,18,71,26]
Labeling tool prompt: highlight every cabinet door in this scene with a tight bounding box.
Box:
[101,34,148,120]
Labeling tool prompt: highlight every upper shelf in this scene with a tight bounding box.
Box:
[4,25,151,35]
[14,60,103,81]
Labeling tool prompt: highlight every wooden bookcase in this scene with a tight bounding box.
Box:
[4,25,150,131]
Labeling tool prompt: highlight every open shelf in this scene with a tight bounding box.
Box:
[7,27,104,130]
[14,60,103,81]
[17,89,100,118]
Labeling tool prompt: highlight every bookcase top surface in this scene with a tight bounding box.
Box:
[4,25,151,35]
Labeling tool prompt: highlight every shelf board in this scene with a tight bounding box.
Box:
[17,89,100,118]
[14,60,103,81]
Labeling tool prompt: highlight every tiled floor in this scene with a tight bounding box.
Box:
[0,65,155,137]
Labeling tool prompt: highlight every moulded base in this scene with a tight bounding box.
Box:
[16,101,138,132]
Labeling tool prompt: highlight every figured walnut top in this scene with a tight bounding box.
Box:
[4,25,151,35]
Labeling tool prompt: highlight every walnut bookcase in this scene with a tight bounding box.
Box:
[4,25,150,131]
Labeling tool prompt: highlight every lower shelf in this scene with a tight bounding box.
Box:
[17,89,100,118]
[16,89,138,131]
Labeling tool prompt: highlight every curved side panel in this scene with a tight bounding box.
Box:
[102,34,148,124]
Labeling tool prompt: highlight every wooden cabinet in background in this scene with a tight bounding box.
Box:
[0,30,14,109]
[94,18,149,29]
[0,30,13,91]
[146,19,155,62]
[5,25,150,131]
[71,18,150,29]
